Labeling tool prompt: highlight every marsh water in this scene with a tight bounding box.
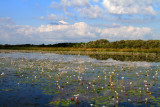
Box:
[0,51,160,107]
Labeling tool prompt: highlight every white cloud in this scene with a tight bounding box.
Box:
[37,22,96,38]
[61,0,71,7]
[0,18,154,44]
[61,0,90,7]
[40,14,58,20]
[78,5,103,18]
[47,14,58,20]
[0,24,35,44]
[40,14,67,21]
[59,20,68,25]
[102,0,157,15]
[93,0,99,2]
[50,1,61,9]
[100,26,152,40]
[70,0,90,7]
[36,22,153,41]
[49,0,160,21]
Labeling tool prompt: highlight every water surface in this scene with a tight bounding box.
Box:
[0,51,160,107]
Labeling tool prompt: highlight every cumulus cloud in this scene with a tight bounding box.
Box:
[0,25,35,44]
[61,0,90,7]
[93,0,99,2]
[102,0,157,15]
[50,1,61,9]
[37,22,96,39]
[47,14,59,20]
[48,0,160,24]
[49,20,68,25]
[0,18,154,44]
[50,0,104,19]
[59,20,69,25]
[49,0,160,22]
[100,26,152,40]
[78,5,103,18]
[40,14,67,21]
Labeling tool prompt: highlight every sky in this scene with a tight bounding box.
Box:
[0,0,160,44]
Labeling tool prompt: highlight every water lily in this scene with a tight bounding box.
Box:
[130,82,132,90]
[145,98,148,104]
[101,87,104,89]
[1,72,4,76]
[153,76,155,81]
[90,104,93,107]
[74,94,79,102]
[146,87,149,93]
[121,77,124,80]
[112,72,115,77]
[144,80,147,85]
[128,99,131,102]
[115,91,118,100]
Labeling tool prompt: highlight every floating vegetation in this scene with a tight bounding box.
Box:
[0,50,160,106]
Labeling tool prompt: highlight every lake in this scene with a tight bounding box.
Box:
[0,50,160,107]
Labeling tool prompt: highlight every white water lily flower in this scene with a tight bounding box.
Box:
[1,72,4,76]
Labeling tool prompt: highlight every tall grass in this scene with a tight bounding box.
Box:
[1,47,160,53]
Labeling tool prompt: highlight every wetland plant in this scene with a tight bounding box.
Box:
[0,51,160,107]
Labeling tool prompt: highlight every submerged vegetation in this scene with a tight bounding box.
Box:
[0,51,160,106]
[0,39,160,53]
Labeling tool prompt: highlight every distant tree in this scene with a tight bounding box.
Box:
[86,39,110,48]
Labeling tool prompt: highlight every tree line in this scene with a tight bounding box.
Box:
[84,39,160,49]
[0,39,160,49]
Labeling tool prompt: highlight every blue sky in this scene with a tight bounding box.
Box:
[0,0,160,44]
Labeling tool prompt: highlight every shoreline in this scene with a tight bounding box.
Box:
[0,47,160,54]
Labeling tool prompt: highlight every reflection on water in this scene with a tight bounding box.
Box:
[89,53,160,62]
[1,50,160,62]
[0,50,160,107]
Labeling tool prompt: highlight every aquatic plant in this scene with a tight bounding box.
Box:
[0,51,160,107]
